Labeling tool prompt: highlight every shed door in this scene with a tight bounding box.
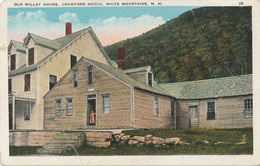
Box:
[189,106,199,128]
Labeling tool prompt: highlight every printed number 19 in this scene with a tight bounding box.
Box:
[239,2,244,5]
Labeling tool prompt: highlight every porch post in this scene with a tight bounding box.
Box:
[12,96,15,130]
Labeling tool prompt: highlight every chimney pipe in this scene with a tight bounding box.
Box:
[118,48,125,69]
[66,22,72,36]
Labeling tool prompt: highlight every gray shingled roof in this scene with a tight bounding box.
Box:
[24,33,60,50]
[8,64,37,76]
[159,74,252,99]
[9,27,112,77]
[82,57,172,97]
[8,40,26,53]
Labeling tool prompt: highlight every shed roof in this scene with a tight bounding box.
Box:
[159,74,252,99]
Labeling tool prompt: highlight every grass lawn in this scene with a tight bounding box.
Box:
[9,146,42,156]
[63,128,253,155]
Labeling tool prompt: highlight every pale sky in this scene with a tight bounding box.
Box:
[8,7,198,46]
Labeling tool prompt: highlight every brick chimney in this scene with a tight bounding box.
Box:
[118,48,125,69]
[66,22,72,36]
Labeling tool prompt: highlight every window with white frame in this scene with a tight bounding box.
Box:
[102,94,110,114]
[24,102,30,120]
[244,98,253,117]
[73,70,78,87]
[55,99,62,116]
[66,98,73,116]
[207,101,215,120]
[154,96,159,115]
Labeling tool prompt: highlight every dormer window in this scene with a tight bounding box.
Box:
[10,54,16,70]
[28,48,34,65]
[148,72,153,86]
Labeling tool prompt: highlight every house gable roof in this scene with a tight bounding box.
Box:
[159,74,252,99]
[9,27,113,77]
[8,40,26,53]
[43,57,172,98]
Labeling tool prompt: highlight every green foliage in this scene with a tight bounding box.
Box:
[104,7,252,83]
[241,134,247,142]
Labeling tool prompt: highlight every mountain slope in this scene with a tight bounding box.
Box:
[104,7,252,83]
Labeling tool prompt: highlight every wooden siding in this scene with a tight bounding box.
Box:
[176,95,253,129]
[134,89,175,129]
[15,100,37,129]
[36,45,54,64]
[127,71,147,85]
[44,60,132,129]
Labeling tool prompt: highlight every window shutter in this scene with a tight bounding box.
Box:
[28,48,34,65]
[10,54,16,70]
[24,74,30,91]
[70,55,77,69]
[8,79,12,94]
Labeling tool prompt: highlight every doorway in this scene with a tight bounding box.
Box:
[9,104,13,129]
[86,93,97,126]
[189,106,199,128]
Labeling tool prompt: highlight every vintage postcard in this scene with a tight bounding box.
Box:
[0,0,260,165]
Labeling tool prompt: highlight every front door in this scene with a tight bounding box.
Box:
[189,106,199,128]
[86,93,97,126]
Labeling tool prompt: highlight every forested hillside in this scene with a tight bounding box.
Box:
[104,7,252,83]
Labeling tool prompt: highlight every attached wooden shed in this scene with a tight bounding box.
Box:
[160,74,253,129]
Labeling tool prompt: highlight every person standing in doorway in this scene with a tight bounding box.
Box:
[89,110,96,125]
